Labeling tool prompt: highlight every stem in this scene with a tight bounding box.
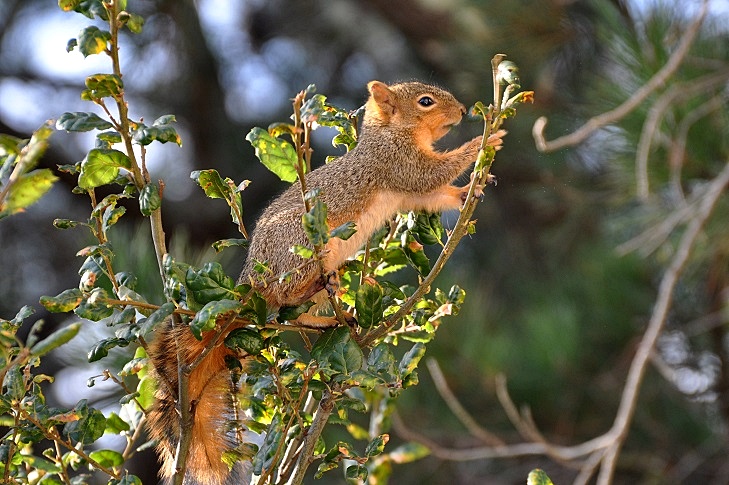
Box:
[286,389,337,485]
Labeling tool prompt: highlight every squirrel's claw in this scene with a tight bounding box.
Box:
[486,130,507,150]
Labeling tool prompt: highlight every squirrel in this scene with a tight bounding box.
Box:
[147,80,504,484]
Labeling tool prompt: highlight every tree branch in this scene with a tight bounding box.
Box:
[532,0,709,153]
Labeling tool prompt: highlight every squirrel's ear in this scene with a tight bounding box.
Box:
[367,81,397,119]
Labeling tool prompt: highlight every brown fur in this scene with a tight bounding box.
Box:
[149,80,501,483]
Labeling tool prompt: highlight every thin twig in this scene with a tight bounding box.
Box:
[635,69,729,200]
[532,0,709,153]
[597,160,729,484]
[426,359,504,446]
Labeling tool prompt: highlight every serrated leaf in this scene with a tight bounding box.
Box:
[40,288,83,313]
[2,169,58,215]
[355,281,384,328]
[190,299,243,340]
[139,183,161,216]
[56,112,113,132]
[78,149,131,189]
[225,327,265,355]
[245,127,299,182]
[30,323,80,357]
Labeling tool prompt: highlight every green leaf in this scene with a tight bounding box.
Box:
[245,127,299,183]
[225,328,265,355]
[40,288,83,313]
[104,412,130,434]
[137,302,174,337]
[3,365,25,401]
[367,343,397,376]
[75,288,114,320]
[302,198,329,247]
[88,337,130,362]
[30,323,80,357]
[401,233,430,276]
[78,149,131,189]
[82,73,124,101]
[56,112,113,132]
[527,469,555,485]
[355,281,384,328]
[190,299,243,340]
[278,300,315,321]
[136,374,155,410]
[291,244,313,259]
[88,449,123,468]
[110,475,143,485]
[191,169,229,199]
[59,0,109,20]
[311,326,363,377]
[411,212,444,245]
[365,434,389,457]
[133,115,181,146]
[139,183,161,216]
[77,26,110,57]
[118,11,145,33]
[185,262,238,310]
[2,169,58,216]
[398,343,426,377]
[330,221,357,240]
[63,401,106,445]
[387,441,430,464]
[212,238,248,253]
[345,464,368,481]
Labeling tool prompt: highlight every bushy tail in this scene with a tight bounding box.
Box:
[147,323,251,485]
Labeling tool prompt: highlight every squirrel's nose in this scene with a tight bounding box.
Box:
[459,104,466,116]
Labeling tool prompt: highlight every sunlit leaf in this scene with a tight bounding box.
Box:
[190,299,243,340]
[245,127,299,183]
[355,281,384,328]
[2,169,58,216]
[139,183,161,216]
[78,149,130,189]
[56,112,113,132]
[29,322,80,357]
[77,26,110,57]
[40,288,83,313]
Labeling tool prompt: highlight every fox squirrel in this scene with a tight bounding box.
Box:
[148,80,503,484]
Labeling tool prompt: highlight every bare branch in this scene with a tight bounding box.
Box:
[597,159,729,484]
[532,0,709,153]
[426,359,504,446]
[635,69,729,200]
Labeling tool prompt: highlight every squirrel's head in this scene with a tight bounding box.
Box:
[364,81,466,144]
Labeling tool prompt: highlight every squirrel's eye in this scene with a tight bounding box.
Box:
[418,96,435,107]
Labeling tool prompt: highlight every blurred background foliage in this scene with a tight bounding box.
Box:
[1,0,728,483]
